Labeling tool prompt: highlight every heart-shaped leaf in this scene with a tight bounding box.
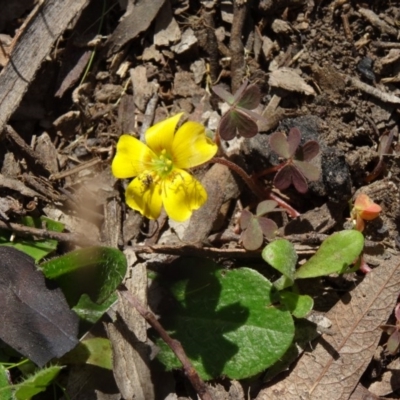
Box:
[293,160,320,181]
[155,259,294,379]
[256,200,278,216]
[237,84,261,109]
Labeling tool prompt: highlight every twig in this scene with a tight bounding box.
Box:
[346,76,400,104]
[118,286,213,400]
[4,125,50,175]
[0,220,100,247]
[131,243,261,258]
[358,8,398,38]
[202,9,219,84]
[372,41,400,49]
[140,89,159,140]
[230,0,248,93]
[50,158,102,180]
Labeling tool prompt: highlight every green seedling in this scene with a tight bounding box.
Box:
[380,303,400,355]
[239,200,279,251]
[269,127,320,193]
[212,80,266,140]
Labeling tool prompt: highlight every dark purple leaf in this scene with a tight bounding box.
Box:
[274,164,309,193]
[240,217,264,251]
[237,84,261,110]
[232,80,249,104]
[0,247,79,366]
[300,140,320,161]
[273,164,293,190]
[239,209,253,230]
[287,127,301,157]
[235,109,259,138]
[270,131,291,159]
[293,160,320,181]
[212,85,235,105]
[218,111,237,140]
[256,200,278,217]
[291,166,309,193]
[258,217,278,240]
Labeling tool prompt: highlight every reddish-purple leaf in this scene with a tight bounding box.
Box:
[218,111,237,140]
[258,217,278,240]
[256,200,278,217]
[301,140,320,161]
[237,84,261,110]
[291,166,309,193]
[232,80,249,104]
[240,209,253,230]
[235,109,259,138]
[387,330,400,355]
[273,164,293,191]
[212,85,235,105]
[0,247,79,367]
[293,160,320,181]
[287,127,302,157]
[241,217,264,251]
[270,131,291,159]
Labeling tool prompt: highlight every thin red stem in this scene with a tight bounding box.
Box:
[209,157,300,218]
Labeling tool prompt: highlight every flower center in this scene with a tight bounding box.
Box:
[151,149,174,178]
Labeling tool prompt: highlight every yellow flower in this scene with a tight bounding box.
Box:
[112,113,218,222]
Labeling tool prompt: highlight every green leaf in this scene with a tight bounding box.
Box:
[279,291,314,318]
[60,338,112,370]
[0,216,64,262]
[155,259,294,380]
[295,230,364,279]
[39,247,127,306]
[73,293,117,333]
[13,365,62,400]
[262,239,297,289]
[0,364,12,400]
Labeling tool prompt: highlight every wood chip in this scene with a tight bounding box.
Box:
[269,67,316,96]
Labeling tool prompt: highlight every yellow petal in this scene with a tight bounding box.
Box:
[172,121,218,169]
[145,113,183,155]
[125,173,162,220]
[162,169,207,222]
[112,135,155,178]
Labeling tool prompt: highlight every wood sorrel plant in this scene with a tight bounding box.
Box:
[212,80,266,140]
[240,200,279,251]
[268,127,320,193]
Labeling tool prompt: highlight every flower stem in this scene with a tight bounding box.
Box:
[210,157,265,198]
[210,157,300,218]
